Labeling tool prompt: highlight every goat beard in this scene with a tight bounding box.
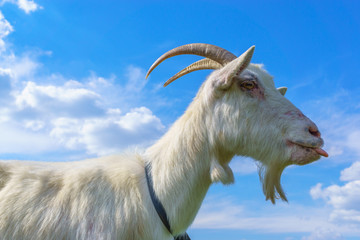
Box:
[258,161,290,204]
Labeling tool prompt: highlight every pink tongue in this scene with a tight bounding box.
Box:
[315,148,329,157]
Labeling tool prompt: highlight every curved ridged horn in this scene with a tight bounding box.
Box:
[145,43,236,79]
[163,58,223,87]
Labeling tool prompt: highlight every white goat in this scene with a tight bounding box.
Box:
[0,44,328,240]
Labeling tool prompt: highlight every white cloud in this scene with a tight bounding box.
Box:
[191,195,360,240]
[24,120,45,131]
[0,67,12,102]
[310,162,360,226]
[192,197,351,235]
[0,11,13,52]
[0,11,166,158]
[1,0,42,14]
[340,162,360,181]
[309,183,323,199]
[17,0,41,13]
[87,74,113,89]
[193,197,245,229]
[304,90,360,163]
[0,12,12,38]
[230,157,258,175]
[0,72,167,157]
[301,228,344,240]
[0,13,166,159]
[0,122,58,154]
[297,90,360,238]
[0,52,43,92]
[311,180,360,222]
[325,114,360,160]
[82,70,160,113]
[312,180,360,213]
[124,65,148,92]
[3,54,40,80]
[14,81,104,119]
[50,107,165,156]
[346,131,360,156]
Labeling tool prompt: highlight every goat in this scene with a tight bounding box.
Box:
[0,43,328,240]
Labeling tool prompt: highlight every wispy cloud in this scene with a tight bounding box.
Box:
[340,162,360,181]
[192,194,360,238]
[1,0,42,14]
[125,65,148,93]
[0,121,58,154]
[303,89,360,163]
[193,197,338,232]
[49,107,164,156]
[310,161,360,223]
[0,11,12,52]
[301,228,345,240]
[230,157,258,175]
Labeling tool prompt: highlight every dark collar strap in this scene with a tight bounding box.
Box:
[145,164,191,240]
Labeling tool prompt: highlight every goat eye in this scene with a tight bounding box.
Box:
[241,81,255,90]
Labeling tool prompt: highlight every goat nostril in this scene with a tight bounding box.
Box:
[308,126,321,138]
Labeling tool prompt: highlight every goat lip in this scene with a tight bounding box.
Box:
[287,140,329,158]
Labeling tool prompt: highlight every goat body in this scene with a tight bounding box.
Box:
[0,156,161,239]
[0,44,327,240]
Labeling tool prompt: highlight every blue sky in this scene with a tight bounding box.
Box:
[0,1,360,239]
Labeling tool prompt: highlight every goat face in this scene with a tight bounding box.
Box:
[204,51,327,167]
[201,46,327,203]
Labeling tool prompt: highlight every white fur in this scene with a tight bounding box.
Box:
[0,49,324,239]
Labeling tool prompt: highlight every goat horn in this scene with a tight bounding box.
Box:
[146,43,236,79]
[163,58,223,87]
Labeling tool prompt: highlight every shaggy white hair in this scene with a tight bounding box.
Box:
[0,44,327,240]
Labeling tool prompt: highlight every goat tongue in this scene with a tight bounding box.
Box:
[315,148,329,157]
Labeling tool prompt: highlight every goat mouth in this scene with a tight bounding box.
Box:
[287,140,328,165]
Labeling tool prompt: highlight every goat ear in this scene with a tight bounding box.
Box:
[210,157,234,185]
[213,46,255,90]
[277,87,287,96]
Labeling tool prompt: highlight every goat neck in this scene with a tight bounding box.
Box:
[144,90,229,235]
